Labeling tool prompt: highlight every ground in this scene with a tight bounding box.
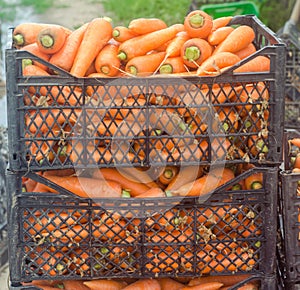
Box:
[35,0,109,29]
[0,1,108,288]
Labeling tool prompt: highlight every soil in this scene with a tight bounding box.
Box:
[35,0,111,29]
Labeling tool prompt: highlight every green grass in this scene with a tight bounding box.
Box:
[0,0,54,23]
[100,0,192,26]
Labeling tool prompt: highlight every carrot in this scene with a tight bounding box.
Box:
[22,64,82,105]
[235,43,257,59]
[184,10,213,38]
[68,142,140,164]
[94,42,121,76]
[180,282,224,290]
[181,38,213,69]
[290,138,300,148]
[170,167,235,197]
[145,250,180,273]
[158,165,179,185]
[112,25,138,42]
[93,167,150,197]
[128,17,168,34]
[28,286,62,290]
[212,16,233,31]
[36,25,71,54]
[213,106,239,133]
[63,280,90,290]
[213,25,255,55]
[153,31,190,74]
[159,56,187,74]
[25,108,77,134]
[49,22,89,72]
[40,175,122,198]
[125,51,166,76]
[157,277,184,290]
[207,26,235,46]
[197,52,241,75]
[135,187,168,198]
[165,165,204,191]
[122,278,161,290]
[188,274,252,287]
[13,22,56,47]
[70,17,113,77]
[21,42,51,71]
[117,23,184,61]
[234,56,270,73]
[244,171,263,190]
[83,279,127,290]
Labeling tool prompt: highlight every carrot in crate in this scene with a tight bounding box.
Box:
[37,25,72,54]
[70,17,113,77]
[184,10,213,39]
[49,22,89,72]
[181,38,213,69]
[128,17,168,34]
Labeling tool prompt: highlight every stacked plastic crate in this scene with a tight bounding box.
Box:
[5,15,286,289]
[278,129,300,290]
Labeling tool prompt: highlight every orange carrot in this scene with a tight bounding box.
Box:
[128,17,168,34]
[13,22,55,47]
[37,25,72,54]
[83,279,127,290]
[125,51,166,76]
[122,278,161,290]
[40,175,122,198]
[94,42,121,76]
[21,42,51,71]
[207,26,235,46]
[159,56,187,74]
[171,167,235,197]
[188,274,252,287]
[212,16,233,31]
[112,25,138,42]
[180,282,224,290]
[117,23,184,61]
[197,52,241,75]
[213,106,239,133]
[70,17,113,77]
[213,25,255,55]
[181,38,213,69]
[153,31,190,74]
[234,56,270,73]
[158,166,179,185]
[235,43,257,59]
[49,22,89,72]
[93,167,150,197]
[165,165,204,191]
[290,138,300,148]
[184,10,213,38]
[157,277,185,290]
[135,187,168,198]
[63,280,91,290]
[244,172,263,190]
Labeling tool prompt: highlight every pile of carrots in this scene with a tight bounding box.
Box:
[15,10,272,166]
[14,10,270,78]
[23,276,259,290]
[13,10,273,289]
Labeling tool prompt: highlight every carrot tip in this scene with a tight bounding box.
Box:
[118,51,127,61]
[184,46,200,61]
[189,13,205,28]
[13,34,24,46]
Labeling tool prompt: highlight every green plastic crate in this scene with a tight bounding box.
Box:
[200,1,260,18]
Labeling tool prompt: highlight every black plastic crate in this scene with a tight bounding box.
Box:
[279,171,300,289]
[277,18,300,128]
[7,166,278,289]
[5,15,286,172]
